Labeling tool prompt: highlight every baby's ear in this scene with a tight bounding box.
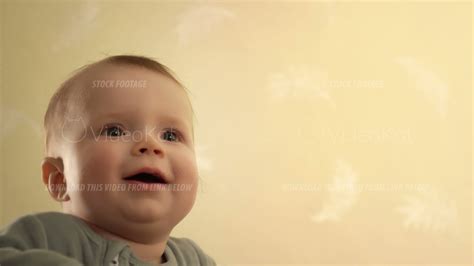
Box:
[41,157,70,202]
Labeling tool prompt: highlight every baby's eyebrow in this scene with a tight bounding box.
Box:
[159,115,192,131]
[95,112,191,131]
[93,111,132,122]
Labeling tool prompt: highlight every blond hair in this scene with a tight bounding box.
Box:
[43,55,194,157]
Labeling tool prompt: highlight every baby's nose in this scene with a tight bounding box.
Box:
[137,147,160,155]
[132,134,164,156]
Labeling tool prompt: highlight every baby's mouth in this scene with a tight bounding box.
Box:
[123,172,167,184]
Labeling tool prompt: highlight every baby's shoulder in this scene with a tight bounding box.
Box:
[16,211,83,233]
[1,211,74,233]
[1,212,91,249]
[0,212,93,265]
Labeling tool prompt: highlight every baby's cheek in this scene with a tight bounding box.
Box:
[173,151,198,185]
[80,143,124,183]
[171,151,198,216]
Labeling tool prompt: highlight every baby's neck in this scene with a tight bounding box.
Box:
[85,220,167,264]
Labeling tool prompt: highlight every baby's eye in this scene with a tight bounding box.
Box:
[101,125,127,137]
[161,128,181,142]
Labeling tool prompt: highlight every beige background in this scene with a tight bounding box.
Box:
[0,1,472,265]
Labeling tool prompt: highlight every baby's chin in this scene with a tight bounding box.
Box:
[118,199,173,223]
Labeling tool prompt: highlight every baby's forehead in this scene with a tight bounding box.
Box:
[75,63,193,122]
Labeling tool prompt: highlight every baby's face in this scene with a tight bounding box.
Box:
[61,64,198,241]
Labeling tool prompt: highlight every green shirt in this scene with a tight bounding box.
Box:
[0,212,216,266]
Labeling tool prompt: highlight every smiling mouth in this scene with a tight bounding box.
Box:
[123,173,167,184]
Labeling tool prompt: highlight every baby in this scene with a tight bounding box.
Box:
[0,55,216,265]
